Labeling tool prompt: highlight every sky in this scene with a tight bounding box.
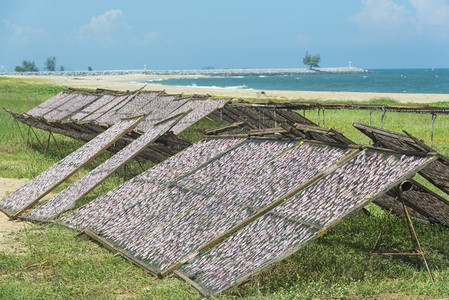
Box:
[1,0,449,71]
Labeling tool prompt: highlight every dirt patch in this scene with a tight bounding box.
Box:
[0,177,30,251]
[376,292,423,299]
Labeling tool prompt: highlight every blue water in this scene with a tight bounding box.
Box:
[143,69,449,94]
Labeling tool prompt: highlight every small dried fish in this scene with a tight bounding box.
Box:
[61,138,241,229]
[25,119,178,221]
[27,91,76,117]
[178,149,429,294]
[0,118,141,215]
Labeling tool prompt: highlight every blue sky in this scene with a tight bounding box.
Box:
[1,0,449,71]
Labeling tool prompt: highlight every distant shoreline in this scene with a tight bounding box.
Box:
[2,73,448,104]
[0,66,368,77]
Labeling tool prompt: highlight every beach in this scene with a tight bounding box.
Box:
[3,73,449,103]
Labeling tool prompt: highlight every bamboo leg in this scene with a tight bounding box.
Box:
[30,127,46,151]
[368,110,373,145]
[12,119,26,146]
[322,108,326,127]
[317,109,320,126]
[50,132,63,157]
[26,126,31,148]
[274,108,277,128]
[135,157,146,172]
[10,118,18,148]
[365,207,393,273]
[380,109,385,129]
[401,201,421,269]
[367,196,434,284]
[430,114,437,148]
[44,131,52,156]
[401,201,434,283]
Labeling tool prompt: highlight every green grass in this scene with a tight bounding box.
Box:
[307,107,449,157]
[1,77,449,299]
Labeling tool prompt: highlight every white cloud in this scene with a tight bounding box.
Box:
[350,0,417,33]
[350,0,449,41]
[3,20,44,43]
[409,0,449,35]
[144,31,160,44]
[73,9,131,43]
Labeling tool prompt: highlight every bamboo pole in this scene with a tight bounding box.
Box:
[430,114,437,148]
[161,148,363,276]
[80,138,247,228]
[211,155,438,296]
[10,116,145,218]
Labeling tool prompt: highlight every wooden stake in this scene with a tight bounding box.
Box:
[366,193,434,283]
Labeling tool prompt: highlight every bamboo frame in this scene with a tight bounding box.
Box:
[6,109,192,163]
[169,98,231,135]
[76,138,251,278]
[28,92,81,119]
[355,123,449,196]
[367,191,434,283]
[83,228,162,277]
[6,89,234,164]
[68,138,247,230]
[232,101,449,115]
[79,139,304,276]
[192,155,439,296]
[123,139,301,252]
[23,114,186,222]
[205,121,246,135]
[5,116,145,218]
[161,148,363,276]
[353,123,425,151]
[45,94,103,123]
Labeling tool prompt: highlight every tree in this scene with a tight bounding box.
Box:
[60,65,65,71]
[88,66,92,71]
[45,56,56,71]
[303,51,321,69]
[14,60,39,72]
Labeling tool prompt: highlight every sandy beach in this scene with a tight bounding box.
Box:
[4,74,449,103]
[0,177,30,251]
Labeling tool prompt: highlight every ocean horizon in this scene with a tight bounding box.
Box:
[140,68,449,94]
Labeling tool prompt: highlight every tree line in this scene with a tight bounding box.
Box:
[14,52,320,72]
[15,56,64,72]
[14,57,93,72]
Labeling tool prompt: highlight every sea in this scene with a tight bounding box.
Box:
[141,68,449,94]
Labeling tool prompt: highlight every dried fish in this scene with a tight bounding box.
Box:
[169,99,228,134]
[126,143,350,272]
[25,119,178,221]
[27,91,77,117]
[60,138,242,229]
[0,118,141,215]
[110,92,159,122]
[83,94,132,124]
[89,140,292,259]
[70,94,118,122]
[135,95,190,132]
[44,94,100,121]
[178,149,429,294]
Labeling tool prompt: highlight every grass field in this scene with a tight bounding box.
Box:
[1,77,449,299]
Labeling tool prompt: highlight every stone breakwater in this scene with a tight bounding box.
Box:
[1,67,369,77]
